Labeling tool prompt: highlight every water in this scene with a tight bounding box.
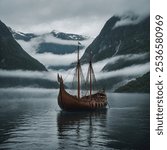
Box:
[0,88,150,150]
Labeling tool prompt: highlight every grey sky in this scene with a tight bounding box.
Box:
[0,0,149,36]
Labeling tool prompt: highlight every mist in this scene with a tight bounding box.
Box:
[113,13,149,28]
[0,87,57,99]
[16,34,94,67]
[0,60,149,84]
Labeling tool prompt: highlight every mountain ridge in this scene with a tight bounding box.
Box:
[10,28,90,55]
[0,20,47,71]
[81,15,150,63]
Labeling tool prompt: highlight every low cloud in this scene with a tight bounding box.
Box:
[16,34,94,67]
[96,62,149,80]
[17,33,93,53]
[0,61,149,84]
[81,53,149,73]
[34,51,85,66]
[113,13,149,28]
[0,69,57,81]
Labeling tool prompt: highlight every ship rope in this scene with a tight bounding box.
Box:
[72,63,87,96]
[85,63,97,95]
[63,67,75,82]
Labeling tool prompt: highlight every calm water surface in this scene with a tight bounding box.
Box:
[0,88,150,150]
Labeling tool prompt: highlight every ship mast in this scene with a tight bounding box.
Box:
[77,42,80,99]
[89,50,92,99]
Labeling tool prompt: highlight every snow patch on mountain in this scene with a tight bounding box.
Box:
[10,29,93,68]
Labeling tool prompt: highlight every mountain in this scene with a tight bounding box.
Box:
[11,29,88,55]
[10,29,88,42]
[81,15,150,64]
[9,28,38,41]
[102,53,149,72]
[115,72,150,93]
[77,15,150,91]
[3,14,150,91]
[50,30,88,41]
[0,20,47,71]
[37,42,84,55]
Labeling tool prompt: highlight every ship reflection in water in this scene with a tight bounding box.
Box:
[0,90,149,150]
[56,100,149,150]
[57,110,107,149]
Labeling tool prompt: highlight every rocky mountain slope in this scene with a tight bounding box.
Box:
[0,20,47,71]
[80,15,150,92]
[0,20,59,88]
[81,15,150,64]
[115,72,150,93]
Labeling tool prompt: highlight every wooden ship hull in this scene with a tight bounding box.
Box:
[58,81,107,111]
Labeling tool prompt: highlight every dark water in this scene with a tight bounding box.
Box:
[0,88,150,150]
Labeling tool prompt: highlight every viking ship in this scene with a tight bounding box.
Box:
[57,42,107,111]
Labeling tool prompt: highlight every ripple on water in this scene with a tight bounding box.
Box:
[0,91,150,150]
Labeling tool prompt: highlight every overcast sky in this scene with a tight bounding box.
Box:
[0,0,149,36]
